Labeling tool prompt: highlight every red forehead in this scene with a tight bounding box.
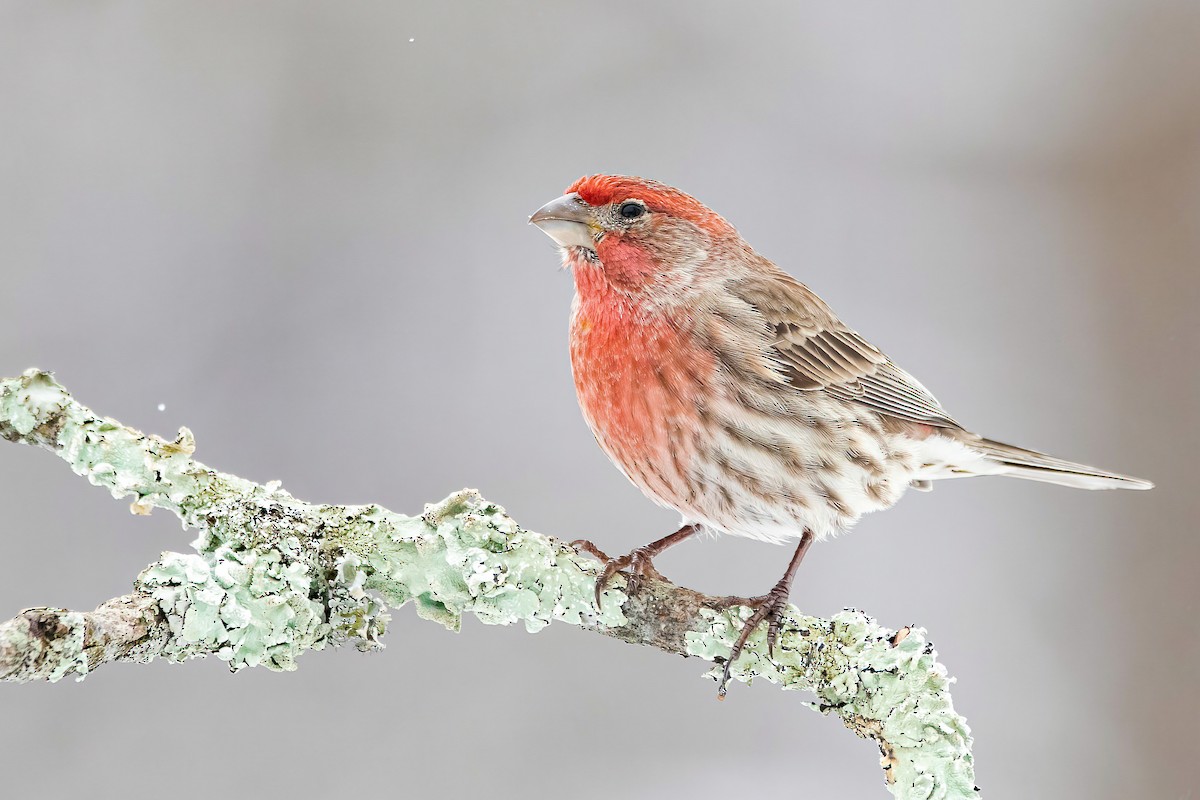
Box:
[566,174,715,224]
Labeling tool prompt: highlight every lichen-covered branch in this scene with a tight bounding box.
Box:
[0,369,978,799]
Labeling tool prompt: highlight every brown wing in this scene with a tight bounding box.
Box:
[728,272,962,429]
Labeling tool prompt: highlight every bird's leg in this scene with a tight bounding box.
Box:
[572,523,701,608]
[716,529,814,699]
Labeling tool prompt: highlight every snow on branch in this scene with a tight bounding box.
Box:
[0,369,977,799]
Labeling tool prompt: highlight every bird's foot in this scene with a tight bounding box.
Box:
[571,539,667,608]
[571,523,700,609]
[712,530,813,699]
[715,580,794,699]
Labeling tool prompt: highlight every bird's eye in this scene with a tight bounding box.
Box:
[618,201,645,220]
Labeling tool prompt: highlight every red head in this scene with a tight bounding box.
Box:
[566,175,734,237]
[530,175,740,294]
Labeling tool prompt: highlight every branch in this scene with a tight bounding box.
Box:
[0,369,978,799]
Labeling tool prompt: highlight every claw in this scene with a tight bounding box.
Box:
[571,524,701,611]
[589,545,667,608]
[767,606,784,658]
[717,584,792,698]
[594,554,630,607]
[570,539,611,562]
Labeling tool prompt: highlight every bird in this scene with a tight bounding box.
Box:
[529,174,1152,696]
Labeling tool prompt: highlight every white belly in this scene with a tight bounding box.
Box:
[654,394,928,543]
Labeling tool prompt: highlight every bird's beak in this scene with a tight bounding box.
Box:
[529,192,597,250]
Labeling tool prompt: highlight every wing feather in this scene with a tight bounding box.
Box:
[727,272,961,429]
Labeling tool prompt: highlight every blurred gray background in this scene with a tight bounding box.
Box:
[1,2,1196,798]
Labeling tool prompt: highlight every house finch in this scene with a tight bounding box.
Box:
[529,175,1152,696]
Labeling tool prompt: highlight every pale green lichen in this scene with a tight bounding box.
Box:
[687,606,976,799]
[119,490,626,672]
[32,609,90,682]
[0,608,88,683]
[0,371,57,436]
[0,370,978,798]
[138,544,329,671]
[328,551,389,650]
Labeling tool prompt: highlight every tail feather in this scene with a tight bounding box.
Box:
[973,437,1153,491]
